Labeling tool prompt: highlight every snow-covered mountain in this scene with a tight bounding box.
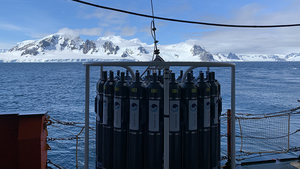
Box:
[285,53,300,60]
[1,34,300,62]
[8,34,84,56]
[0,49,8,53]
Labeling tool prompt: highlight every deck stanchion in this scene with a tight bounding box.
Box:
[231,66,236,169]
[227,109,231,157]
[85,65,90,169]
[227,109,232,168]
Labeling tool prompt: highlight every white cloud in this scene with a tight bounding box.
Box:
[104,30,115,37]
[57,27,103,37]
[0,42,16,49]
[120,26,138,36]
[187,1,300,55]
[27,33,53,39]
[0,23,23,31]
[81,9,139,37]
[84,9,128,27]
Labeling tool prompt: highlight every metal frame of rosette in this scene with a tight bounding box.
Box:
[83,61,236,169]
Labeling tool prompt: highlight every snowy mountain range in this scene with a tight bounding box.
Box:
[1,34,300,62]
[0,49,8,53]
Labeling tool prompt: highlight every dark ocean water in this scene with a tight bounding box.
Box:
[0,62,299,168]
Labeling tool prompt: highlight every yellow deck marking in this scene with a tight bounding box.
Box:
[290,161,300,169]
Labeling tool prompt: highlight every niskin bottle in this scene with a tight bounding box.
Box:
[146,72,164,169]
[114,70,121,81]
[96,71,107,169]
[197,72,211,169]
[113,72,129,169]
[102,71,116,169]
[128,71,146,169]
[207,72,219,169]
[158,69,163,84]
[176,70,183,83]
[181,72,198,169]
[125,70,133,84]
[142,70,151,88]
[212,72,222,169]
[169,73,181,169]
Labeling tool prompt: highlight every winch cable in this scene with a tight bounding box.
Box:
[141,0,161,77]
[150,0,159,61]
[71,0,300,28]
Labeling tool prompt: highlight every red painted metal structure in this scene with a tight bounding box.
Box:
[0,111,48,169]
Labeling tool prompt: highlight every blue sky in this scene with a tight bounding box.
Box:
[1,0,300,55]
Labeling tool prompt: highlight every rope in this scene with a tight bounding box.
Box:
[236,106,300,118]
[47,159,66,169]
[51,125,78,136]
[49,117,85,125]
[221,102,300,119]
[235,129,300,139]
[47,137,84,141]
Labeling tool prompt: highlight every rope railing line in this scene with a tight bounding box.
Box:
[220,102,300,118]
[218,128,300,139]
[47,136,83,141]
[47,125,96,142]
[49,117,86,125]
[47,159,67,169]
[221,147,300,161]
[235,128,300,139]
[220,106,300,119]
[50,125,78,136]
[235,106,300,117]
[220,111,300,120]
[236,150,298,161]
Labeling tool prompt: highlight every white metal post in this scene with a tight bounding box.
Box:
[231,65,236,169]
[163,66,170,169]
[85,65,90,169]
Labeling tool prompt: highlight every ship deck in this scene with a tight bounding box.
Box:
[237,159,300,169]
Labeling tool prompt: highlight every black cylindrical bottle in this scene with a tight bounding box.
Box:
[128,71,146,169]
[169,73,181,169]
[158,69,163,84]
[181,73,198,169]
[146,72,164,169]
[113,72,129,169]
[197,72,211,169]
[125,70,133,84]
[142,70,151,88]
[207,72,219,169]
[102,71,116,169]
[96,71,107,169]
[213,72,222,169]
[176,70,183,83]
[114,70,121,81]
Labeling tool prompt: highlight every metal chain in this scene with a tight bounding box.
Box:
[47,159,66,169]
[47,136,83,141]
[49,117,85,126]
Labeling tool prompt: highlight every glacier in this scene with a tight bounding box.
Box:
[1,34,300,63]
